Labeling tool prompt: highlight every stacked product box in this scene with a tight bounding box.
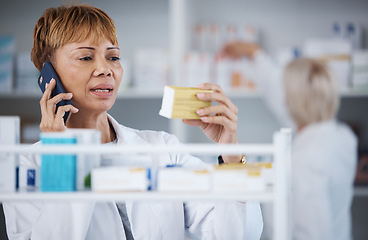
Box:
[0,36,15,93]
[133,48,169,91]
[157,165,211,193]
[92,167,148,192]
[15,51,40,93]
[40,132,77,191]
[304,38,353,91]
[212,164,267,193]
[90,162,272,193]
[71,129,101,191]
[0,116,20,192]
[40,129,101,192]
[352,50,368,91]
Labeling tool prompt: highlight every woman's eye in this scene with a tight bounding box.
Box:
[80,56,92,61]
[109,57,120,61]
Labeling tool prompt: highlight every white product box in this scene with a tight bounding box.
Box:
[133,48,169,90]
[352,50,368,91]
[15,52,40,93]
[117,58,131,94]
[0,54,13,93]
[303,38,353,91]
[182,52,212,87]
[0,116,20,192]
[67,129,101,191]
[157,167,211,193]
[247,162,274,187]
[92,167,148,192]
[212,164,266,193]
[238,24,259,43]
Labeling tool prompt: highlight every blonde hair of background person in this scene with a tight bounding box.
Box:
[3,4,263,240]
[283,58,340,130]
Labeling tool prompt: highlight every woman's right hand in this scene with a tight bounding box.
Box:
[39,78,79,132]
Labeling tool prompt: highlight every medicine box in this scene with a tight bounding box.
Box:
[0,54,13,93]
[0,36,15,93]
[40,132,77,192]
[15,51,40,93]
[159,86,213,119]
[303,38,352,91]
[352,50,368,91]
[247,162,274,187]
[67,129,101,191]
[212,164,266,193]
[92,167,148,192]
[0,116,20,192]
[157,166,211,193]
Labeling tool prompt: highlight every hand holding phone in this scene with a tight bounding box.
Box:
[38,62,73,123]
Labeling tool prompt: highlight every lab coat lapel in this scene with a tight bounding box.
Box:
[108,114,148,146]
[149,201,185,240]
[126,201,185,240]
[108,115,185,239]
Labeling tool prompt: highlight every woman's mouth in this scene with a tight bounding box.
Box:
[90,85,114,97]
[91,88,112,93]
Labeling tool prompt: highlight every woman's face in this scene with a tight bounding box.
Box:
[53,36,123,114]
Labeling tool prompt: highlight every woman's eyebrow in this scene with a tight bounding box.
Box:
[107,47,120,50]
[72,47,95,51]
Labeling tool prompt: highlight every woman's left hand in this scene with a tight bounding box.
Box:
[183,83,240,163]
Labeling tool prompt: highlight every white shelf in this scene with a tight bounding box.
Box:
[339,90,368,98]
[0,190,274,202]
[1,88,367,100]
[227,89,368,98]
[0,125,291,239]
[354,186,368,197]
[0,91,41,99]
[0,143,274,155]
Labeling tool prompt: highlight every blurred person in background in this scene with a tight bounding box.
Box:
[221,42,358,240]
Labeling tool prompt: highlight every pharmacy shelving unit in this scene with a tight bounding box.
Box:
[0,88,367,99]
[0,129,291,240]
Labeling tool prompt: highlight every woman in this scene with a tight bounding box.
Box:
[221,41,357,240]
[284,58,357,240]
[3,5,263,240]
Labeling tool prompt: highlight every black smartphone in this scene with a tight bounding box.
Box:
[38,62,72,123]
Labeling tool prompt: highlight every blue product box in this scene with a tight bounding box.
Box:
[0,36,15,93]
[0,36,15,54]
[40,133,77,192]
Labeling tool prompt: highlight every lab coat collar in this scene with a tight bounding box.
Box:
[107,114,150,146]
[296,119,337,138]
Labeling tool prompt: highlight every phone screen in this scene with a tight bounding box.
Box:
[38,62,72,123]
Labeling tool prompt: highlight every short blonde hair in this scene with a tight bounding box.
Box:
[31,5,118,71]
[283,58,340,126]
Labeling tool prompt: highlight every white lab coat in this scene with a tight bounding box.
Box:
[3,115,263,240]
[252,51,357,240]
[292,120,357,240]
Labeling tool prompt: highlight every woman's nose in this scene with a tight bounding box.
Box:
[94,58,112,77]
